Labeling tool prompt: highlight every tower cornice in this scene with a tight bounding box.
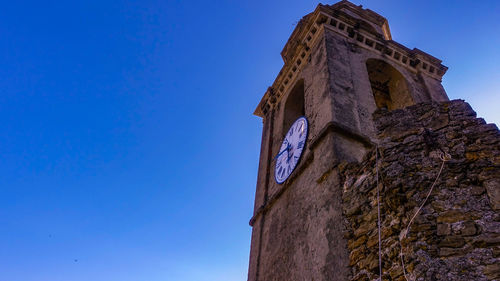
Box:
[254,1,448,118]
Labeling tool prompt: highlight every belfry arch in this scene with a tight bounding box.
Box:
[366,59,414,110]
[283,79,305,134]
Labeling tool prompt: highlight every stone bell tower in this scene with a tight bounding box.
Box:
[248,1,452,280]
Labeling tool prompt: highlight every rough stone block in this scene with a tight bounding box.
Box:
[437,210,470,223]
[483,263,500,279]
[460,221,477,236]
[484,178,500,210]
[439,236,466,248]
[437,223,451,236]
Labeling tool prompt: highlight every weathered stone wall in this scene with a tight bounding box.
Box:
[249,4,496,280]
[322,27,449,141]
[341,100,500,281]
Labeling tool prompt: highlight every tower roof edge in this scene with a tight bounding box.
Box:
[280,1,392,63]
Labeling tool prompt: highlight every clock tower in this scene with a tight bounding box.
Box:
[248,1,449,281]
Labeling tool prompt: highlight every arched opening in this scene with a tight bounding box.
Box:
[366,59,414,110]
[283,79,305,132]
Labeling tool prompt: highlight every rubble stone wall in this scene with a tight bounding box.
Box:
[341,100,500,281]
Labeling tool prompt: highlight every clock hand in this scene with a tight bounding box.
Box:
[275,143,291,159]
[287,146,293,162]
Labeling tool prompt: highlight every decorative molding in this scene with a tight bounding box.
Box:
[309,121,374,150]
[254,4,448,118]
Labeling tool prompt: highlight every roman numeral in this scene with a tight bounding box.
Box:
[297,140,304,149]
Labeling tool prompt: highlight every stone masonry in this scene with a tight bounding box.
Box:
[341,100,500,280]
[247,2,499,281]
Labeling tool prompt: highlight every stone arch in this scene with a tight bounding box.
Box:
[283,79,305,133]
[365,58,414,110]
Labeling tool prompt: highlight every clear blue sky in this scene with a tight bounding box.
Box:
[0,1,498,281]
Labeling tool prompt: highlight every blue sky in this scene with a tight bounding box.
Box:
[0,1,498,281]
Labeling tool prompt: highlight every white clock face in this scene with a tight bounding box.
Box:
[275,116,308,184]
